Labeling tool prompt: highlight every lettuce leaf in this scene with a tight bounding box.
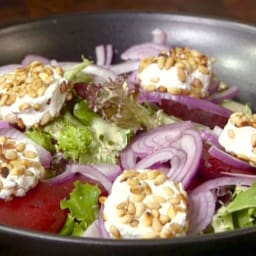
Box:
[60,181,101,236]
[64,57,93,83]
[44,111,93,161]
[212,183,256,232]
[25,128,55,152]
[73,100,131,163]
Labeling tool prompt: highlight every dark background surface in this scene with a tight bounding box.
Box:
[0,0,256,26]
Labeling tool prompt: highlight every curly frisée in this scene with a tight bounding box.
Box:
[0,28,256,239]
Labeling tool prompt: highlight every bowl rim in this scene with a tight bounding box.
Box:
[0,10,256,246]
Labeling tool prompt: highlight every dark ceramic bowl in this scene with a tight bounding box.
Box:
[0,12,256,256]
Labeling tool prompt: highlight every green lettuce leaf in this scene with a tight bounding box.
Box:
[212,183,256,233]
[73,100,98,125]
[73,100,131,164]
[60,181,101,236]
[64,57,93,83]
[25,128,55,152]
[44,111,93,161]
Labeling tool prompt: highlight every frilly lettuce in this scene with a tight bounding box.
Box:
[44,111,93,161]
[212,183,256,232]
[74,100,131,163]
[60,181,100,236]
[25,128,55,152]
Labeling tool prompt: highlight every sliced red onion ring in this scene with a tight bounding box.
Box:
[95,44,113,66]
[191,176,256,195]
[121,122,192,168]
[220,171,256,179]
[139,90,232,128]
[131,122,192,157]
[0,127,52,168]
[135,147,187,178]
[81,220,101,238]
[200,128,220,147]
[121,42,169,61]
[21,54,50,66]
[90,164,121,182]
[128,71,139,85]
[58,62,79,71]
[208,87,240,103]
[121,122,202,187]
[0,120,10,129]
[208,79,220,95]
[108,60,139,75]
[172,129,202,186]
[152,28,167,45]
[105,44,114,66]
[188,176,256,234]
[0,64,21,76]
[98,205,110,238]
[46,164,112,193]
[83,65,117,83]
[209,145,254,171]
[188,191,216,235]
[95,45,106,66]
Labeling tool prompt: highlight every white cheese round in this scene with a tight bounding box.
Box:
[139,63,211,96]
[103,169,188,239]
[218,116,256,165]
[0,63,69,128]
[0,136,44,201]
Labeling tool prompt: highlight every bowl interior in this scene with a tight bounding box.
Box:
[0,12,256,256]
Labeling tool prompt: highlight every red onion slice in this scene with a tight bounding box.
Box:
[121,122,192,169]
[46,164,112,193]
[135,147,187,179]
[0,127,52,168]
[95,45,106,66]
[139,90,232,128]
[108,60,139,75]
[0,120,10,129]
[188,191,216,234]
[121,122,202,187]
[98,205,110,238]
[172,129,202,186]
[131,122,192,156]
[208,79,220,95]
[139,90,232,117]
[208,87,240,103]
[121,42,169,61]
[81,220,101,238]
[0,64,21,76]
[209,145,254,171]
[191,176,256,195]
[200,128,220,147]
[188,176,256,234]
[105,44,114,66]
[220,171,256,179]
[21,54,50,65]
[152,28,167,45]
[90,164,121,182]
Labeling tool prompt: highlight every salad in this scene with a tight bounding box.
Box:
[0,28,256,239]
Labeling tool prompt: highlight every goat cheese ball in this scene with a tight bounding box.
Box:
[0,61,71,128]
[138,47,215,98]
[219,112,256,166]
[103,169,188,239]
[0,136,45,201]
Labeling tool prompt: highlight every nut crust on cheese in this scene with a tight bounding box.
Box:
[138,47,216,98]
[102,169,188,239]
[0,136,45,201]
[0,61,72,128]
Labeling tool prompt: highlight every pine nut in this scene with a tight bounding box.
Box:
[110,225,121,239]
